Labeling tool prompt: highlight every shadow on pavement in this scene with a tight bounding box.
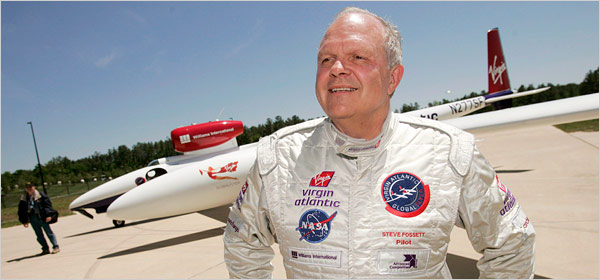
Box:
[67,205,230,239]
[495,169,532,174]
[97,226,225,259]
[93,206,229,259]
[6,252,49,263]
[64,214,188,238]
[196,205,230,223]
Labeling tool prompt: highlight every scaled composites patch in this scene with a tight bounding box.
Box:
[378,249,430,275]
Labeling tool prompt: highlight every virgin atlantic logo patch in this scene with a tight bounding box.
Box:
[381,172,430,218]
[309,171,334,187]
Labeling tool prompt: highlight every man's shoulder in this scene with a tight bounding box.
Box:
[272,117,327,140]
[392,113,472,138]
[392,113,475,176]
[258,117,327,149]
[255,118,327,175]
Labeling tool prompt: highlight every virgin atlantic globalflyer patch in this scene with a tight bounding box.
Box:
[381,172,430,218]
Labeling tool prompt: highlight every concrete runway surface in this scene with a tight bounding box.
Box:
[1,125,597,279]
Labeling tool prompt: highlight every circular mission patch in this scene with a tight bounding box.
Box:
[381,172,430,218]
[295,209,337,243]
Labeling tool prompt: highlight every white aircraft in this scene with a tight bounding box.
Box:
[69,120,256,227]
[69,28,598,226]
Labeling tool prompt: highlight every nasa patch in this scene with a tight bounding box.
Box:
[381,172,430,218]
[296,209,337,243]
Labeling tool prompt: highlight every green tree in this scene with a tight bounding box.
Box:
[581,68,599,95]
[401,102,420,113]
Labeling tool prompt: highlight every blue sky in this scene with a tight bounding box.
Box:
[2,1,598,173]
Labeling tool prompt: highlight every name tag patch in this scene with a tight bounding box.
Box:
[378,249,430,275]
[288,247,342,268]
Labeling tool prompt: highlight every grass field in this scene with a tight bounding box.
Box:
[2,119,597,228]
[1,193,83,228]
[1,181,103,228]
[554,118,599,132]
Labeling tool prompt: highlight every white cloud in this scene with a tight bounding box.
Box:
[225,18,265,59]
[125,9,148,26]
[95,51,117,68]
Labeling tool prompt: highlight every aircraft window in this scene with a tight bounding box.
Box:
[146,168,168,181]
[135,177,146,186]
[147,159,159,166]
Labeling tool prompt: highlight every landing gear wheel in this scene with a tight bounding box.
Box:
[112,220,126,228]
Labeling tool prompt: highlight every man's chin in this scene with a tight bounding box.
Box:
[325,112,353,122]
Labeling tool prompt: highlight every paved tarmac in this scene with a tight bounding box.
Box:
[1,125,598,279]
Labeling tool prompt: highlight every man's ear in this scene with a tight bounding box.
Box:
[388,64,404,97]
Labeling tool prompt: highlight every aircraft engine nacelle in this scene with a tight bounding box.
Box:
[171,120,244,153]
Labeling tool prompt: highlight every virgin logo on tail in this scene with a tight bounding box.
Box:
[489,56,507,85]
[487,28,511,94]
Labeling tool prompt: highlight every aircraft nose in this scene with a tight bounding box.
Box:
[105,197,130,219]
[68,167,155,211]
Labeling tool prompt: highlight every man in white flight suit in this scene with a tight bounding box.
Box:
[224,7,535,278]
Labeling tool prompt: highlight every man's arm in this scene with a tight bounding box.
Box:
[40,192,55,220]
[41,192,53,208]
[457,146,536,278]
[223,162,276,279]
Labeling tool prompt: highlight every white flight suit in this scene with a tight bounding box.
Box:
[224,112,536,278]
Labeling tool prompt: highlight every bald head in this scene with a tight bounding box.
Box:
[323,7,403,69]
[315,7,405,140]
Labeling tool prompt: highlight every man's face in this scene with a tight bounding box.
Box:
[315,13,403,124]
[25,186,34,195]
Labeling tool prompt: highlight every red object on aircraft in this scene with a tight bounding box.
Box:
[487,28,511,94]
[171,121,244,153]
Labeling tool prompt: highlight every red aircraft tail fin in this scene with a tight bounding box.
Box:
[487,28,511,95]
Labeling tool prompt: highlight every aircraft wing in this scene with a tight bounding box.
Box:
[102,94,598,222]
[443,93,599,133]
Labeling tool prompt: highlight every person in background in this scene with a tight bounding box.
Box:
[18,183,60,255]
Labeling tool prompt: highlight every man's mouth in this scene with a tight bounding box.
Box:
[329,88,357,93]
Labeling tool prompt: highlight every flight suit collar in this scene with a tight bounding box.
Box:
[325,110,394,157]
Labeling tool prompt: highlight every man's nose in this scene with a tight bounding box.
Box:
[330,60,349,77]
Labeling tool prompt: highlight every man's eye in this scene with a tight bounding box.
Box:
[355,55,365,60]
[321,57,333,64]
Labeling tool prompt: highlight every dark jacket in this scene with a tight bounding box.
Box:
[17,190,54,224]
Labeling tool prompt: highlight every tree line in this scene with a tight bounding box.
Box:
[2,68,597,193]
[1,115,307,193]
